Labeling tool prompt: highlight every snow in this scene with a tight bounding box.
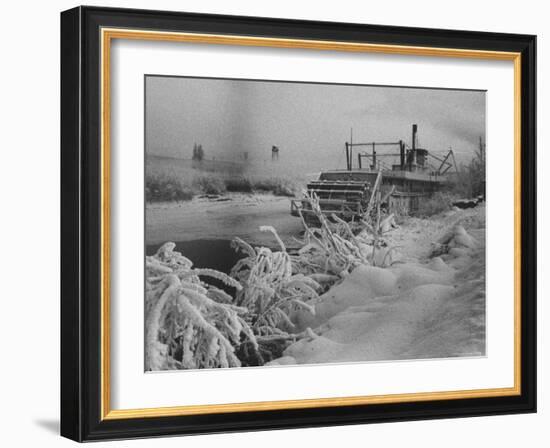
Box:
[268,206,486,366]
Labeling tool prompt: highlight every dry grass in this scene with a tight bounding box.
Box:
[224,177,253,193]
[412,192,455,218]
[251,177,297,197]
[145,173,195,202]
[146,171,299,203]
[193,175,227,195]
[146,155,302,202]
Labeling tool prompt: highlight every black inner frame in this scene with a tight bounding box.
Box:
[60,6,536,442]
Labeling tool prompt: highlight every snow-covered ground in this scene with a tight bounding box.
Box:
[269,205,486,365]
[147,194,486,366]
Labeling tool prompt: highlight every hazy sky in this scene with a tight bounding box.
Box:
[145,76,485,170]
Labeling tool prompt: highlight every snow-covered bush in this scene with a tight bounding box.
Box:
[231,227,321,337]
[145,242,257,371]
[292,192,379,276]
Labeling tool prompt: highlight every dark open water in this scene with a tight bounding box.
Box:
[146,239,246,293]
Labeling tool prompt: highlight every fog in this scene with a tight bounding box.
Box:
[146,76,485,172]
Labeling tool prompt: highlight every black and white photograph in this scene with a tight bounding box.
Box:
[144,76,487,371]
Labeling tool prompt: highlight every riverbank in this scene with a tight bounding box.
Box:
[146,193,304,247]
[269,205,486,365]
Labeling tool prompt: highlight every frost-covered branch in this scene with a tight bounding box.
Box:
[145,242,257,371]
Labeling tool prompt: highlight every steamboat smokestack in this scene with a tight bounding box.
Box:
[412,124,417,151]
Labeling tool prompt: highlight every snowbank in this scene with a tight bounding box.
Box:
[268,208,486,366]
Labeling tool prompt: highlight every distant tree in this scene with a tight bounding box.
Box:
[470,137,486,198]
[453,137,486,199]
[192,143,205,161]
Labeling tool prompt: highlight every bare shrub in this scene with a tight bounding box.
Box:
[451,139,486,199]
[224,177,253,192]
[145,173,195,202]
[251,177,297,197]
[224,176,297,196]
[412,192,454,217]
[193,175,226,195]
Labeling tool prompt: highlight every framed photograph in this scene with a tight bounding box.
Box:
[60,6,536,441]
